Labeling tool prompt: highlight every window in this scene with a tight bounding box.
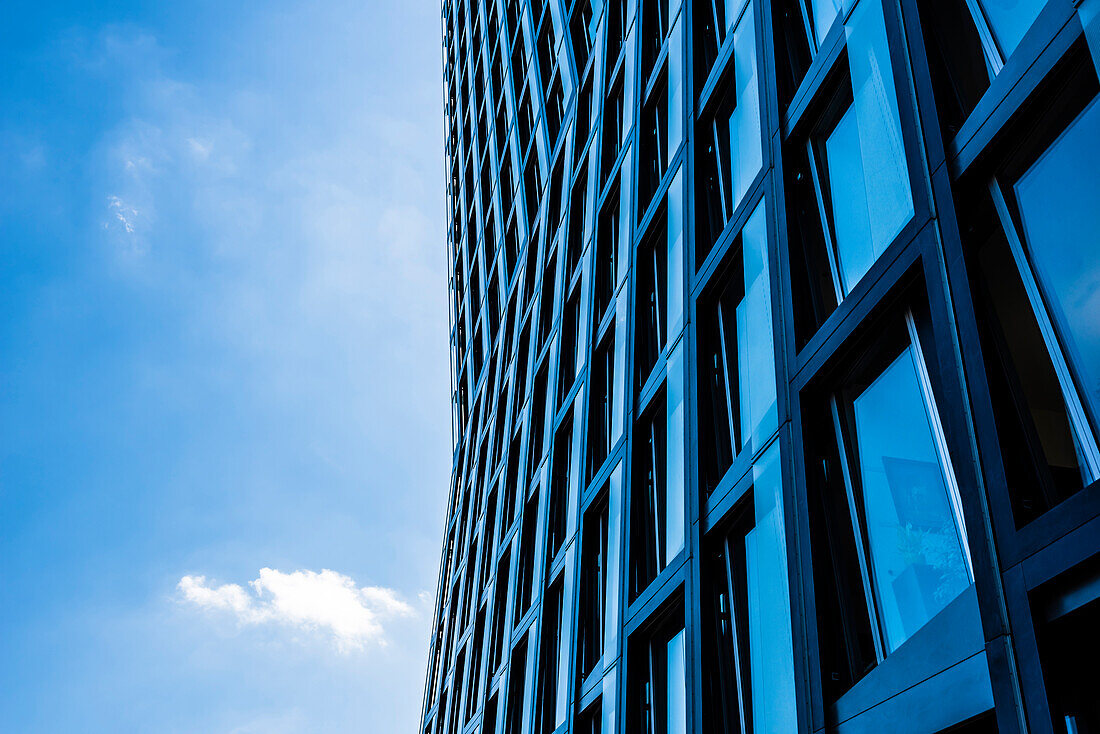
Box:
[558,288,583,407]
[448,647,466,734]
[587,332,617,480]
[575,69,595,165]
[636,207,669,389]
[515,490,542,624]
[547,413,575,559]
[810,0,912,295]
[466,607,487,721]
[642,0,671,81]
[537,579,569,733]
[920,0,1051,135]
[958,61,1100,527]
[695,0,749,90]
[569,0,598,72]
[566,167,590,278]
[593,191,622,327]
[537,249,559,348]
[577,700,602,734]
[606,0,627,66]
[628,602,688,734]
[527,359,550,483]
[695,1,761,264]
[484,692,500,734]
[786,0,915,342]
[807,311,974,697]
[1000,92,1100,471]
[964,194,1099,528]
[703,445,797,733]
[630,357,686,600]
[505,633,531,734]
[640,67,670,212]
[578,491,610,682]
[489,549,512,672]
[1033,567,1100,734]
[696,202,776,495]
[601,72,626,188]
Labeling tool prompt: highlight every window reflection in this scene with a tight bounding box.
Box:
[1012,95,1100,436]
[698,201,777,495]
[816,0,913,293]
[696,1,761,263]
[978,0,1048,59]
[849,345,971,651]
[630,610,688,734]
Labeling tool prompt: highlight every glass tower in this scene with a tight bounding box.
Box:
[423,0,1100,732]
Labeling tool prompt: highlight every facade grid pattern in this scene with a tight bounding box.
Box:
[422,0,1100,732]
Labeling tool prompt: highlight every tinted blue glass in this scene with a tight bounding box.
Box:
[811,0,842,46]
[979,0,1048,58]
[729,2,762,214]
[852,348,970,652]
[665,341,686,564]
[1014,95,1100,429]
[736,203,778,451]
[1082,0,1100,74]
[746,444,797,734]
[821,0,914,294]
[666,629,688,734]
[825,106,877,291]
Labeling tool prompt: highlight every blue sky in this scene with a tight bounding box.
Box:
[0,1,450,731]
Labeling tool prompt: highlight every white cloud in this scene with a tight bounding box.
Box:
[179,568,414,651]
[107,194,138,234]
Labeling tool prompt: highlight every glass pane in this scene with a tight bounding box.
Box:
[746,444,798,734]
[1013,95,1100,434]
[978,0,1047,59]
[852,347,970,652]
[736,202,778,451]
[604,464,625,661]
[1082,0,1100,75]
[665,341,687,564]
[666,629,688,734]
[825,107,877,289]
[729,3,762,214]
[667,19,684,170]
[667,168,686,343]
[811,0,842,46]
[832,0,914,293]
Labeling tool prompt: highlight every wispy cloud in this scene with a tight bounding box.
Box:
[179,568,415,652]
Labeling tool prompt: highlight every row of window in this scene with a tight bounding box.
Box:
[428,0,1100,732]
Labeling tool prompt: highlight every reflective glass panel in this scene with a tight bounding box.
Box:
[828,0,914,293]
[666,629,688,734]
[1014,95,1100,431]
[811,0,842,46]
[852,347,970,652]
[735,203,778,451]
[978,0,1047,59]
[746,444,797,734]
[665,341,687,564]
[729,3,762,214]
[1083,0,1100,74]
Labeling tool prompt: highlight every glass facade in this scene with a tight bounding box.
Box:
[425,0,1100,732]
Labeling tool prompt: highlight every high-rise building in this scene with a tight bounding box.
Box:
[422,0,1100,732]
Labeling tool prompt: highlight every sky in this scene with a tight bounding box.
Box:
[0,1,451,732]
